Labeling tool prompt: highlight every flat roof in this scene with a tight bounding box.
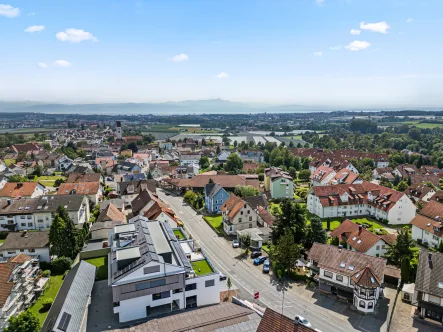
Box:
[146,221,171,255]
[114,224,135,234]
[180,242,192,255]
[116,247,140,261]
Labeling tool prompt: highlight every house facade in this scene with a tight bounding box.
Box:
[310,166,336,186]
[1,231,51,262]
[180,153,201,167]
[0,182,45,200]
[109,217,220,323]
[307,181,416,225]
[221,195,259,235]
[308,243,387,314]
[264,167,294,199]
[411,201,443,248]
[414,250,443,324]
[204,183,229,214]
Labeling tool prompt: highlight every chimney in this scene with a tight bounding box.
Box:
[17,183,23,189]
[358,225,362,235]
[7,199,11,206]
[429,253,433,269]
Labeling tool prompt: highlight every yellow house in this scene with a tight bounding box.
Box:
[120,149,133,157]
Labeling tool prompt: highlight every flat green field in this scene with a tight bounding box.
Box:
[203,215,224,235]
[0,127,56,134]
[35,175,66,187]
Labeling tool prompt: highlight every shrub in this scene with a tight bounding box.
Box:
[51,257,73,274]
[417,238,422,245]
[42,270,51,278]
[258,174,264,181]
[289,271,308,281]
[308,281,316,288]
[42,298,53,310]
[39,261,52,271]
[0,232,8,240]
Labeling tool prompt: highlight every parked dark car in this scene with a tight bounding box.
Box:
[250,251,261,259]
[219,272,227,281]
[254,256,267,265]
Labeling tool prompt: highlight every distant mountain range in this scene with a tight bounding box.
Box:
[0,99,436,115]
[0,99,338,115]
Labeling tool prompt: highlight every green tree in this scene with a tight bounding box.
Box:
[241,233,251,255]
[298,169,311,181]
[401,257,410,283]
[225,153,243,173]
[326,217,331,231]
[272,199,306,244]
[5,311,40,332]
[7,175,28,183]
[183,190,197,206]
[33,165,43,177]
[385,228,415,267]
[271,228,300,274]
[216,145,221,154]
[199,156,210,169]
[234,185,259,197]
[438,241,443,253]
[306,216,327,248]
[396,180,409,192]
[227,277,232,291]
[147,170,153,179]
[49,206,80,259]
[330,236,340,246]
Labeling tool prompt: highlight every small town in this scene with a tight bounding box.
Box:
[0,111,440,332]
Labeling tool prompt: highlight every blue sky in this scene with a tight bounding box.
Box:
[0,0,442,107]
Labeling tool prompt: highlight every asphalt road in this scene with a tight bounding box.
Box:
[157,189,366,332]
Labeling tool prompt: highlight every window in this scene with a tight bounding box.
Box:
[368,302,374,309]
[249,216,252,221]
[7,251,15,255]
[151,279,166,288]
[152,291,170,301]
[20,216,25,219]
[359,301,366,308]
[382,245,386,249]
[241,211,243,215]
[185,283,197,291]
[21,223,26,226]
[20,249,24,252]
[324,271,333,278]
[205,279,215,287]
[249,223,252,228]
[27,215,32,219]
[28,223,33,227]
[376,245,380,250]
[238,218,242,223]
[336,274,343,282]
[135,282,151,291]
[403,293,410,301]
[248,210,250,214]
[433,235,439,241]
[28,249,35,253]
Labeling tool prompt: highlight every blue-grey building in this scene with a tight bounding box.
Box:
[204,183,229,214]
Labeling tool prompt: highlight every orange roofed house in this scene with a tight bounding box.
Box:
[307,181,416,225]
[57,182,103,204]
[0,182,45,200]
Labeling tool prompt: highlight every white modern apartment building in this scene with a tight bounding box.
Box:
[307,181,416,225]
[109,216,220,323]
[179,153,201,167]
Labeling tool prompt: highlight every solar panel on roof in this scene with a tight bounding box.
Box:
[57,312,71,331]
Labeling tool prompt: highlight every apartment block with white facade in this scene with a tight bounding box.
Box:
[308,243,387,314]
[109,216,220,323]
[307,181,416,225]
[0,195,89,232]
[221,194,259,235]
[1,231,50,262]
[411,201,443,248]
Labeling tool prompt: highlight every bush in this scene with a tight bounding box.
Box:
[308,281,316,288]
[42,298,53,311]
[51,257,73,274]
[417,238,422,245]
[380,219,389,225]
[42,270,51,278]
[258,174,264,181]
[289,271,308,281]
[0,232,8,240]
[40,261,52,271]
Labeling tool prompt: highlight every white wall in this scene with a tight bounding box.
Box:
[2,247,50,262]
[184,274,220,307]
[412,225,442,248]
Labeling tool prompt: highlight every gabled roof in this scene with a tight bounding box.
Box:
[66,172,101,183]
[310,166,335,182]
[2,231,49,250]
[131,189,158,215]
[204,182,225,198]
[35,195,87,213]
[243,195,268,210]
[330,220,384,253]
[57,182,100,195]
[431,190,443,203]
[221,194,247,219]
[0,197,39,215]
[410,201,443,238]
[308,243,387,280]
[0,262,17,308]
[119,180,156,196]
[171,174,260,189]
[257,308,315,332]
[41,261,96,332]
[0,182,39,198]
[96,203,126,223]
[258,206,275,226]
[415,250,443,298]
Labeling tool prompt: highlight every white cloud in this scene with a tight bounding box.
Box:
[0,4,19,17]
[350,29,361,35]
[53,60,72,67]
[329,46,341,51]
[313,51,322,56]
[345,40,371,51]
[38,62,48,69]
[25,25,45,33]
[216,72,229,79]
[56,28,98,43]
[171,53,189,62]
[406,18,413,23]
[360,21,391,34]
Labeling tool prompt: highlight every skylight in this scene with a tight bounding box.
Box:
[355,273,360,278]
[357,240,362,244]
[370,277,376,284]
[340,262,346,268]
[352,237,357,241]
[348,265,355,271]
[439,282,443,289]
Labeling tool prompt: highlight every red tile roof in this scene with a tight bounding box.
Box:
[0,263,15,308]
[221,194,245,219]
[57,182,100,195]
[310,166,335,182]
[0,182,39,198]
[410,201,443,238]
[257,308,316,332]
[67,172,101,183]
[96,203,126,223]
[352,264,381,288]
[330,220,382,253]
[171,174,260,189]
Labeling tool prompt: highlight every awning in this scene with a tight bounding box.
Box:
[418,300,443,314]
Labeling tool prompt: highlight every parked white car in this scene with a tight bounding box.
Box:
[232,239,239,248]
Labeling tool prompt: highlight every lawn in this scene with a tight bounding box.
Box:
[0,239,4,245]
[27,274,64,326]
[35,175,66,187]
[84,256,108,280]
[191,259,214,276]
[173,229,186,240]
[203,215,224,235]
